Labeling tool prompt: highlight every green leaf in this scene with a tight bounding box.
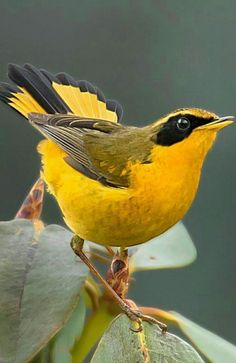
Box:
[91,314,204,363]
[51,296,86,363]
[171,312,236,363]
[129,222,196,272]
[0,219,34,363]
[0,219,88,363]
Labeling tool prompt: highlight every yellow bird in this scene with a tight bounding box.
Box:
[0,63,233,327]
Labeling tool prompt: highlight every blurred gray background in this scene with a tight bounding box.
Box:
[0,0,235,354]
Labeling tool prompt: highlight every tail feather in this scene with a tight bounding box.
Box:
[0,80,44,117]
[8,63,70,114]
[0,63,123,123]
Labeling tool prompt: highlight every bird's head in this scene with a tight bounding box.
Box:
[149,108,234,164]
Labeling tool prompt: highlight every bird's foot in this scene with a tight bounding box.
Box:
[123,298,167,333]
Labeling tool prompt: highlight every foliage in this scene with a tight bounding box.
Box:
[91,315,204,363]
[0,219,88,363]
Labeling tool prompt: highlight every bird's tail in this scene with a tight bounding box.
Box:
[0,63,123,123]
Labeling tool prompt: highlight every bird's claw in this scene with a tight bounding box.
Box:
[124,304,167,334]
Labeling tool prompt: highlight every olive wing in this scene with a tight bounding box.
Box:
[29,113,131,188]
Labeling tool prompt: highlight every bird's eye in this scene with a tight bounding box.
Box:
[176,117,191,131]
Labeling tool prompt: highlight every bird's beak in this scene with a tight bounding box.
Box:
[197,116,234,131]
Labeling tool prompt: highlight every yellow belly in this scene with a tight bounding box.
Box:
[38,139,203,247]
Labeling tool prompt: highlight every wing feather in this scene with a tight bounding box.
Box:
[29,113,127,187]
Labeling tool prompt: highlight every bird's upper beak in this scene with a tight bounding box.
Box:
[196,116,234,131]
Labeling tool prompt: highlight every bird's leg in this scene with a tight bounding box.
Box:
[71,235,167,332]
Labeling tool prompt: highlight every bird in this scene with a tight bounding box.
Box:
[0,63,233,328]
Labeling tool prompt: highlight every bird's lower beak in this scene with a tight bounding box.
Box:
[197,116,234,131]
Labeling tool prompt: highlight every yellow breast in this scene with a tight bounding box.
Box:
[38,130,216,247]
